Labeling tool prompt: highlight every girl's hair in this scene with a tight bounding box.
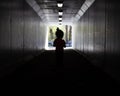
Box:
[56,28,64,38]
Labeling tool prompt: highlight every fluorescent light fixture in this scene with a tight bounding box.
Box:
[58,12,63,15]
[26,0,36,7]
[81,3,88,12]
[75,14,80,20]
[57,1,63,7]
[33,4,40,12]
[85,0,95,7]
[78,10,84,16]
[73,0,95,22]
[57,3,63,7]
[59,18,62,20]
[26,0,47,22]
[58,10,63,15]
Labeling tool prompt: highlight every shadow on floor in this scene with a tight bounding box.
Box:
[2,49,120,89]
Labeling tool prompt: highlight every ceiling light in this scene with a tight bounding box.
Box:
[58,12,63,15]
[57,1,63,7]
[57,3,63,7]
[58,10,63,15]
[59,18,62,20]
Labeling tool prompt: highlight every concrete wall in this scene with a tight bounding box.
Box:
[74,0,120,81]
[0,0,47,77]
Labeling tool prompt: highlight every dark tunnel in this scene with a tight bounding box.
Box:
[0,0,120,89]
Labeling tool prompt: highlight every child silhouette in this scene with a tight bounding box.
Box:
[53,27,66,67]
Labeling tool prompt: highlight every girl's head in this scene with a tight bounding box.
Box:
[55,28,64,38]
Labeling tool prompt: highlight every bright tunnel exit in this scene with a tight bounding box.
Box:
[45,24,73,50]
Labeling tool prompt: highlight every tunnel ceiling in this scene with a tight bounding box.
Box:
[35,0,85,23]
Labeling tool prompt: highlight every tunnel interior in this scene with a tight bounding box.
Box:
[0,0,120,85]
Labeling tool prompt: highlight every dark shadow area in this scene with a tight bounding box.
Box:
[1,49,120,89]
[0,50,44,79]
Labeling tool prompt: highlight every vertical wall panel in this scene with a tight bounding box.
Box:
[105,0,120,80]
[74,0,120,81]
[0,0,47,77]
[0,0,11,50]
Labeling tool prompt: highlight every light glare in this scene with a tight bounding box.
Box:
[59,17,62,20]
[57,3,63,7]
[58,12,63,15]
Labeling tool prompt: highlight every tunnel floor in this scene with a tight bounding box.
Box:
[2,49,120,89]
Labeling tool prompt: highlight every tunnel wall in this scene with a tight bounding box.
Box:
[0,0,47,77]
[74,0,120,81]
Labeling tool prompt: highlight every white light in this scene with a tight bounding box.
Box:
[58,12,63,15]
[78,10,84,16]
[75,14,80,20]
[57,3,63,7]
[59,18,62,20]
[73,0,95,22]
[26,0,36,7]
[81,4,88,12]
[85,0,95,7]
